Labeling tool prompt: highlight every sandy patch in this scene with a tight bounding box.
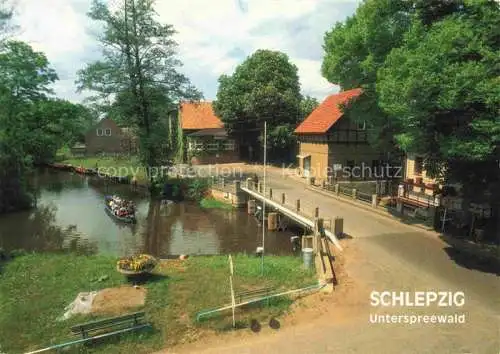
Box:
[91,285,147,315]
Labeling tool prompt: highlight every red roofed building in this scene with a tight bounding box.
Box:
[179,101,239,165]
[294,88,383,183]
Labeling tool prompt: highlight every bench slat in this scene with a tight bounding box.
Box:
[237,287,275,296]
[71,312,145,333]
[236,287,276,302]
[71,319,145,336]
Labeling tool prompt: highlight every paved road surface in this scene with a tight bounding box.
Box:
[163,165,499,354]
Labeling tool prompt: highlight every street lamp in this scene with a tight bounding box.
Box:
[261,121,267,276]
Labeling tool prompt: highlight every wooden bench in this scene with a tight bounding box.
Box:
[71,311,150,340]
[25,312,151,353]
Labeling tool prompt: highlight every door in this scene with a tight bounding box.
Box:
[303,156,311,178]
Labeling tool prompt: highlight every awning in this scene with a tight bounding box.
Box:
[296,154,310,159]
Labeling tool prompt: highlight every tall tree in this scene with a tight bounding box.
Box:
[321,0,413,152]
[77,0,201,185]
[300,95,319,120]
[0,0,15,43]
[213,49,302,162]
[377,0,500,202]
[0,41,58,212]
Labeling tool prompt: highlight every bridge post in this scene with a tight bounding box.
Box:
[315,207,319,218]
[221,177,225,187]
[396,199,403,214]
[257,182,262,193]
[269,188,273,199]
[314,218,324,254]
[334,217,343,238]
[352,188,357,200]
[372,194,378,208]
[296,199,300,212]
[281,193,285,204]
[334,184,339,195]
[246,177,252,189]
[247,199,256,215]
[268,212,278,231]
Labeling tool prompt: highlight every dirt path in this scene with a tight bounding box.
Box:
[161,164,500,353]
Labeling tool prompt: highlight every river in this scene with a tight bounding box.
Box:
[0,168,296,257]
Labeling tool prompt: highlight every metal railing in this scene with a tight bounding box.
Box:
[244,180,334,232]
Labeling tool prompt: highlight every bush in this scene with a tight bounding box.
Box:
[185,178,210,201]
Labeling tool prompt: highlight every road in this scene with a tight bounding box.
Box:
[163,164,500,354]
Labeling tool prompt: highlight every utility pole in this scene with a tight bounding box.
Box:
[261,121,267,276]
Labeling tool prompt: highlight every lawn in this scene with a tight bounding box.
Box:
[199,197,233,210]
[0,253,316,353]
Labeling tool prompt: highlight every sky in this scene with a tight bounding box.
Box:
[12,0,361,103]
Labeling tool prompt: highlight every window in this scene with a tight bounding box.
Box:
[206,142,219,151]
[188,140,203,151]
[105,128,111,136]
[414,156,423,175]
[224,141,235,151]
[96,128,103,136]
[357,121,366,130]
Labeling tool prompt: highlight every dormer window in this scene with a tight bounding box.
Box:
[105,128,111,136]
[357,121,366,130]
[96,128,103,136]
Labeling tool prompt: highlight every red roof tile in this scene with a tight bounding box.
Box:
[294,88,363,134]
[180,101,223,130]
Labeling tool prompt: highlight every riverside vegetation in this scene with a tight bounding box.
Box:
[0,253,315,353]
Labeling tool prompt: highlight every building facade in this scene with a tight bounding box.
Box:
[294,88,384,184]
[74,118,138,156]
[179,101,238,165]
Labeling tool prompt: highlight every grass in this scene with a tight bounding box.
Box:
[0,253,316,354]
[61,155,147,182]
[200,197,233,210]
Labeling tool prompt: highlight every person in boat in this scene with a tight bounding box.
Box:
[118,207,127,217]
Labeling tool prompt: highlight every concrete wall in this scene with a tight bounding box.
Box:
[191,150,239,165]
[210,188,246,207]
[298,141,329,181]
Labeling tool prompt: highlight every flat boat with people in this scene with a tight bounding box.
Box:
[104,195,136,223]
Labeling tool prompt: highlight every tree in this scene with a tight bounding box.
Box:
[377,0,500,202]
[213,49,302,162]
[0,0,15,43]
[77,0,201,185]
[321,0,414,152]
[0,41,59,212]
[300,95,319,120]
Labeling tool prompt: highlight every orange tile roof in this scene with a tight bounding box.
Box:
[180,101,223,130]
[294,88,363,134]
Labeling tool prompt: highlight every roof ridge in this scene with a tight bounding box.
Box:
[294,88,363,134]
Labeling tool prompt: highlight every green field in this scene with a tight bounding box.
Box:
[0,253,316,353]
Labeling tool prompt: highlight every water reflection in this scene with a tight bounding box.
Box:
[0,169,296,257]
[0,203,98,255]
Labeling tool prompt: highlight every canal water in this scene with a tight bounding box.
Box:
[0,169,296,257]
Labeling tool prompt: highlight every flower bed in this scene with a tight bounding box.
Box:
[117,254,157,274]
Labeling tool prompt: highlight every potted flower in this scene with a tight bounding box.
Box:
[406,178,414,184]
[415,177,423,185]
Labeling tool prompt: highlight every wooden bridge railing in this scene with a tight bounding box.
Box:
[244,179,333,232]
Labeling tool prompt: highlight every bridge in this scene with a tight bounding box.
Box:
[240,180,343,251]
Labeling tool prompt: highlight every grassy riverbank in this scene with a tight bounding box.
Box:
[200,197,233,210]
[61,156,147,182]
[0,253,315,353]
